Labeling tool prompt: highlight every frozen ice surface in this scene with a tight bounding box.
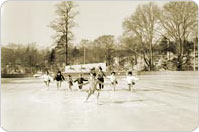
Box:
[1,71,198,131]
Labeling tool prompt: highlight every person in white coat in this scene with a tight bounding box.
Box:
[107,72,118,91]
[126,71,139,91]
[43,71,52,88]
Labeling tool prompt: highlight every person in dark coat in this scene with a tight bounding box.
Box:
[74,74,88,90]
[97,66,106,89]
[54,71,65,90]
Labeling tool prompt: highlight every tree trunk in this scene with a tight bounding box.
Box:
[65,38,68,66]
[149,42,153,71]
[65,10,69,66]
[177,63,182,71]
[177,56,183,71]
[143,52,150,71]
[193,37,197,71]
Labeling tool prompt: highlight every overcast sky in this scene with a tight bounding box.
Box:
[1,1,167,48]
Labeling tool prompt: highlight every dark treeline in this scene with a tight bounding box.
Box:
[1,1,198,74]
[1,43,52,74]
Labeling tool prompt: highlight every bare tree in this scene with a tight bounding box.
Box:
[50,1,78,66]
[123,2,161,71]
[160,1,198,70]
[94,35,116,66]
[120,35,141,67]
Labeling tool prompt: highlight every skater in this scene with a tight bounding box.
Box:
[107,72,118,91]
[74,74,88,90]
[54,71,65,90]
[67,75,73,91]
[97,66,106,90]
[85,72,101,104]
[90,67,96,74]
[43,71,52,88]
[126,71,139,91]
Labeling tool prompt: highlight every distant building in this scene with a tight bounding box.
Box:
[65,63,106,73]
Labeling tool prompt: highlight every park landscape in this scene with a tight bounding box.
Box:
[1,1,198,131]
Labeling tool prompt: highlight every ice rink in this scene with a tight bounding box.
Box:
[1,71,198,131]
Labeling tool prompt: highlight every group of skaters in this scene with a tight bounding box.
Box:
[42,66,139,103]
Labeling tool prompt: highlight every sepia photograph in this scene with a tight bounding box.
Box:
[0,0,198,131]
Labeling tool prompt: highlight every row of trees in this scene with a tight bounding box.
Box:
[50,1,198,71]
[1,43,49,73]
[2,1,198,74]
[122,2,198,71]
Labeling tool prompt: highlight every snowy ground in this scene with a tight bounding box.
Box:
[1,71,198,131]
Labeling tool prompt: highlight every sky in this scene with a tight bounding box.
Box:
[1,0,167,48]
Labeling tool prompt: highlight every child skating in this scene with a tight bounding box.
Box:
[74,74,88,90]
[107,72,118,91]
[85,73,101,104]
[67,75,73,91]
[126,71,139,91]
[43,71,52,88]
[97,66,106,90]
[54,71,65,90]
